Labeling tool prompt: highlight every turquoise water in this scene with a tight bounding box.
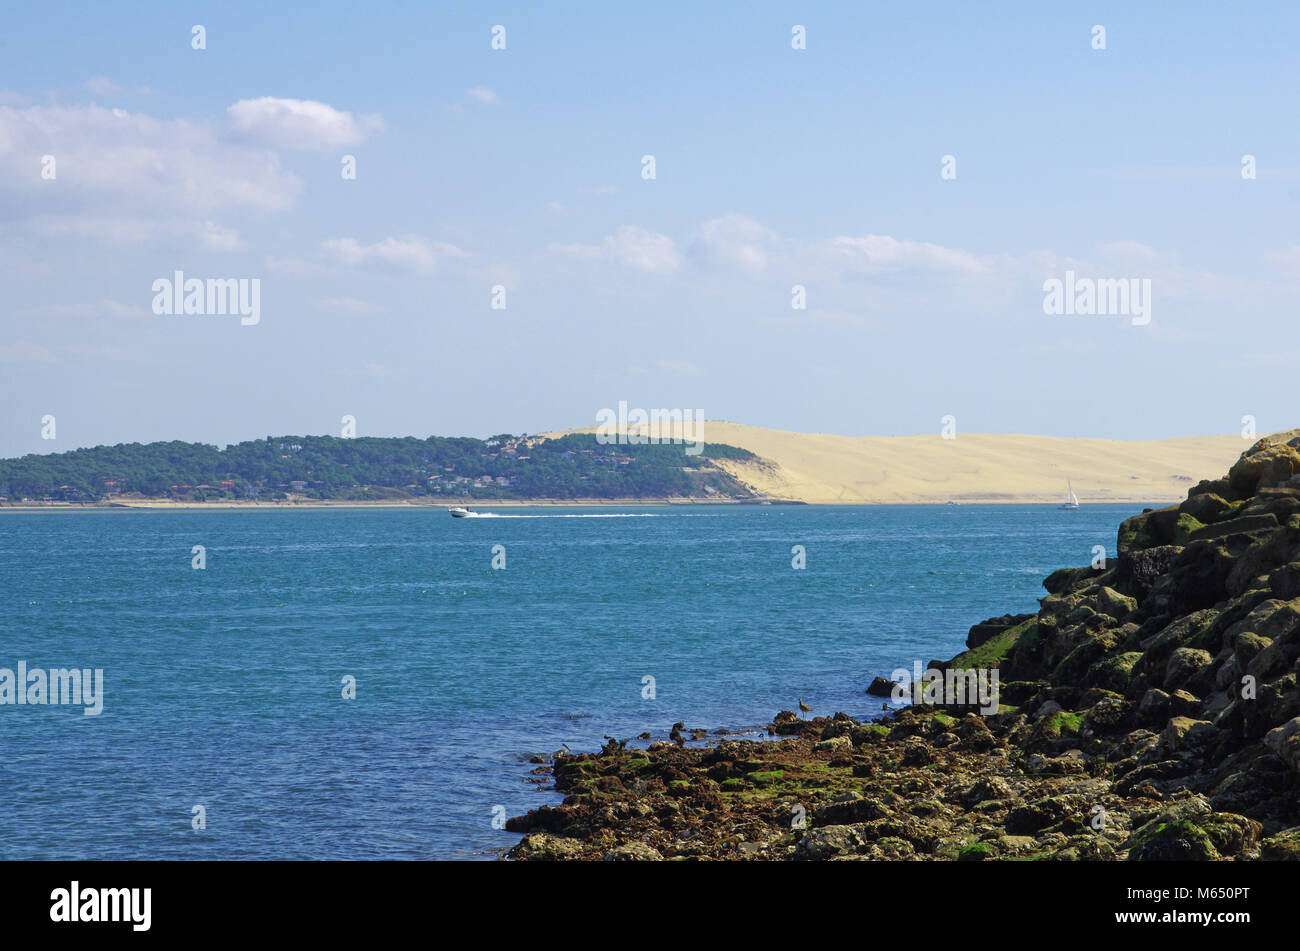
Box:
[0,503,1142,859]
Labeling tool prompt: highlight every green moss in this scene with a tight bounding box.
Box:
[748,770,785,787]
[1127,818,1219,861]
[1261,829,1300,860]
[958,842,993,861]
[1186,512,1281,543]
[1173,512,1206,545]
[1041,710,1084,738]
[948,618,1037,669]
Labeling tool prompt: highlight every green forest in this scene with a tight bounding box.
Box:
[0,433,761,502]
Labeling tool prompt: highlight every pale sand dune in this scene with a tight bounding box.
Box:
[552,421,1251,504]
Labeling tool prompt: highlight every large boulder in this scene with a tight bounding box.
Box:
[966,612,1034,649]
[794,825,862,860]
[1228,442,1300,497]
[603,842,664,861]
[1164,647,1213,692]
[1265,717,1300,772]
[1124,797,1260,860]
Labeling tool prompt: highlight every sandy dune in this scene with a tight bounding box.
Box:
[552,421,1250,504]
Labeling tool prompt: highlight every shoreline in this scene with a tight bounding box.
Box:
[0,496,1177,512]
[502,432,1300,861]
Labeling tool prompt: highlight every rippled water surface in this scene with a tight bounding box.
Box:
[0,503,1145,858]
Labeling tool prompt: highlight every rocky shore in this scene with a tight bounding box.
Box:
[505,432,1300,860]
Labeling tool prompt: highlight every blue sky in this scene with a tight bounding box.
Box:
[3,1,1299,456]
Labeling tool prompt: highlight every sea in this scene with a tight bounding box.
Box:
[0,502,1145,859]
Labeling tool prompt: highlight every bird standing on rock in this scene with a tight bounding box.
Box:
[798,698,812,715]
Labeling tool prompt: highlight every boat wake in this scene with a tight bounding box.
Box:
[464,512,665,518]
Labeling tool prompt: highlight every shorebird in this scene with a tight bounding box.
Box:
[798,697,812,714]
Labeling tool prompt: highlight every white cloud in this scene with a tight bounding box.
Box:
[818,234,989,275]
[226,97,383,150]
[322,235,468,273]
[26,215,245,252]
[264,255,318,276]
[465,87,500,105]
[0,103,303,246]
[99,299,150,318]
[0,341,57,363]
[13,299,149,320]
[1266,244,1300,278]
[690,214,780,273]
[1095,240,1163,267]
[551,226,682,273]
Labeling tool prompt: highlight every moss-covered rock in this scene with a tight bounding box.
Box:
[948,617,1036,670]
[1127,818,1219,860]
[1086,651,1142,693]
[1260,827,1300,860]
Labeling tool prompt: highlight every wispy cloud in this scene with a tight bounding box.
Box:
[226,97,383,150]
[322,235,468,274]
[0,341,58,363]
[550,226,682,273]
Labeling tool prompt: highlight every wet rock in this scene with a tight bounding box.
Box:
[813,791,891,825]
[1005,796,1079,835]
[1137,688,1171,725]
[509,833,586,860]
[813,734,853,754]
[866,676,898,697]
[1164,647,1213,692]
[967,612,1034,649]
[1180,492,1235,524]
[604,842,663,861]
[794,825,862,860]
[1265,717,1300,771]
[963,776,1013,805]
[1228,443,1300,496]
[1162,716,1218,753]
[1087,652,1143,694]
[1095,586,1138,621]
[1259,827,1300,860]
[1125,795,1261,861]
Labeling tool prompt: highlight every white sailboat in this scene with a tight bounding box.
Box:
[1059,481,1080,510]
